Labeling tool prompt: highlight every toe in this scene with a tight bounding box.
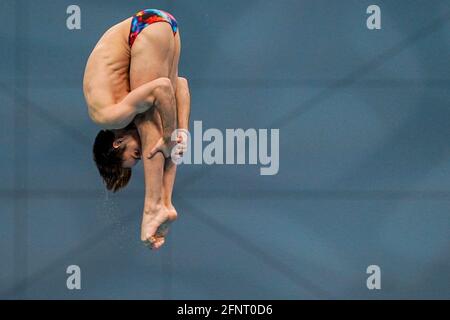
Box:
[153,238,165,249]
[141,222,159,242]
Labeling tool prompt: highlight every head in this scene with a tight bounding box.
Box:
[93,123,141,192]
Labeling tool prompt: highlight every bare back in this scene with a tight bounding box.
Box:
[83,18,133,118]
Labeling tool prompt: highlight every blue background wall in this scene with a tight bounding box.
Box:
[0,0,449,299]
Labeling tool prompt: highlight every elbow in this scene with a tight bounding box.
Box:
[89,109,117,130]
[176,77,191,101]
[89,109,106,126]
[154,78,174,99]
[177,76,188,86]
[154,77,174,94]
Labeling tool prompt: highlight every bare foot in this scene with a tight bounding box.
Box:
[141,205,177,250]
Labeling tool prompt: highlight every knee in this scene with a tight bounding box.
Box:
[177,76,188,87]
[153,77,175,102]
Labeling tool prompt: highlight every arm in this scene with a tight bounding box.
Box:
[125,77,177,139]
[93,102,147,130]
[95,77,177,131]
[147,76,191,157]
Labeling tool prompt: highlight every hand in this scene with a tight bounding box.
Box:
[173,129,188,157]
[147,135,176,159]
[147,129,189,159]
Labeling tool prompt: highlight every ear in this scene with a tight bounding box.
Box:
[112,139,122,149]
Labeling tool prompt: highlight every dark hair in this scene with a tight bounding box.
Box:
[93,130,131,192]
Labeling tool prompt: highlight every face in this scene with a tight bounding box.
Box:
[112,130,141,168]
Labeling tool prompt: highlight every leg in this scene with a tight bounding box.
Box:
[129,22,178,249]
[138,111,178,211]
[134,109,175,249]
[129,22,176,87]
[162,30,181,210]
[163,159,177,210]
[149,159,178,244]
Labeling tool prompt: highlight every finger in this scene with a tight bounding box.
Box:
[147,143,163,159]
[153,237,165,250]
[161,148,171,159]
[177,143,187,151]
[144,236,157,250]
[171,154,181,164]
[174,146,182,155]
[174,150,184,156]
[147,148,158,159]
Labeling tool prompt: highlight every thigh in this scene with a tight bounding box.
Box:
[129,22,175,91]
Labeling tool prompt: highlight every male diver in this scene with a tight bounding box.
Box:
[83,9,190,250]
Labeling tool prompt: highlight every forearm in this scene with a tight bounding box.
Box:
[176,77,191,130]
[101,77,176,132]
[96,79,170,130]
[95,104,141,130]
[128,78,177,140]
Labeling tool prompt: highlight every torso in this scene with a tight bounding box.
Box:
[83,18,133,115]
